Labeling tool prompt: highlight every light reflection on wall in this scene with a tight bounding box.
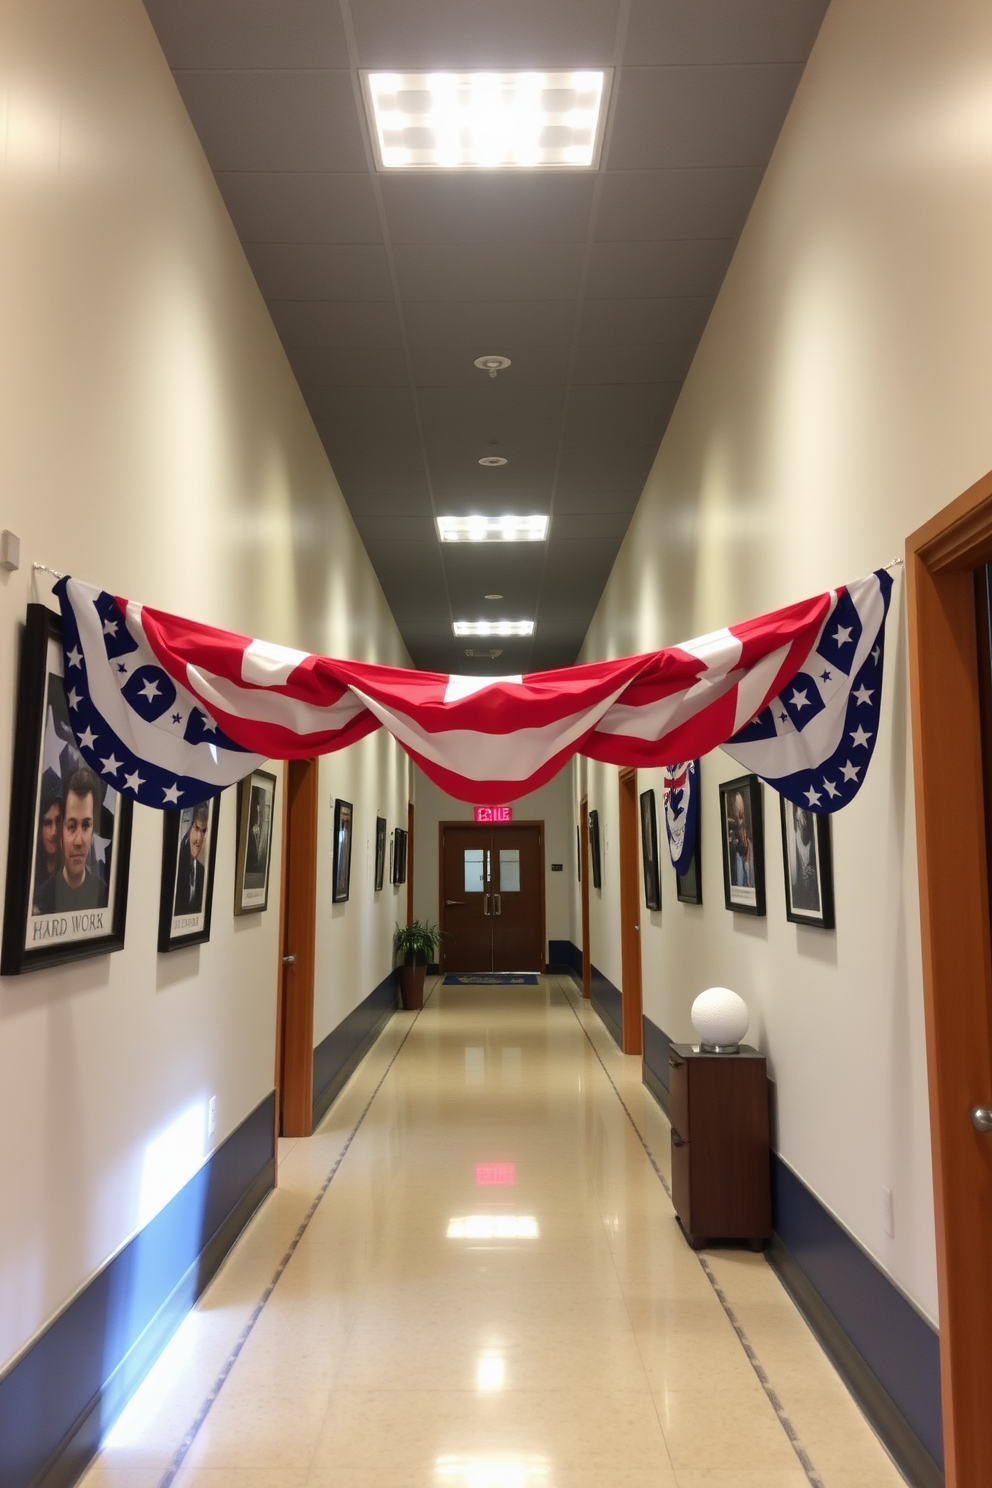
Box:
[476,1352,505,1390]
[138,1102,207,1227]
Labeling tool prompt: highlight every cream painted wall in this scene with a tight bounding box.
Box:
[412,764,576,952]
[0,0,409,1370]
[576,0,992,1324]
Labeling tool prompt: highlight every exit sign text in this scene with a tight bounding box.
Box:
[474,806,512,823]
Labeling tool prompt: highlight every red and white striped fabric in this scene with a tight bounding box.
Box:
[56,572,888,808]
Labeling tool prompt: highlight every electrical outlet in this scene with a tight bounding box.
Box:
[208,1096,217,1138]
[882,1185,894,1237]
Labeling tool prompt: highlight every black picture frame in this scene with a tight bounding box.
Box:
[391,826,408,885]
[374,815,387,892]
[719,773,765,916]
[639,789,661,911]
[780,796,835,929]
[332,798,354,903]
[158,796,221,952]
[589,809,602,889]
[576,823,581,882]
[1,604,133,975]
[235,768,276,915]
[676,776,703,906]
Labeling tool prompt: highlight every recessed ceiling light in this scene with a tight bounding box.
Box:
[478,455,508,467]
[454,620,534,638]
[363,71,611,171]
[475,355,511,378]
[484,593,503,600]
[437,515,548,543]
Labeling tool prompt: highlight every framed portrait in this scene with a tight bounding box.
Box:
[235,768,276,915]
[158,797,221,952]
[1,604,133,975]
[719,774,765,916]
[639,789,661,911]
[333,798,353,903]
[374,815,387,892]
[576,823,581,882]
[589,809,602,889]
[676,775,703,906]
[391,826,408,885]
[780,797,835,929]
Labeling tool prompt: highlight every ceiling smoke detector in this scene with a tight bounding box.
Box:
[485,593,503,600]
[478,455,508,466]
[474,355,511,378]
[465,648,504,659]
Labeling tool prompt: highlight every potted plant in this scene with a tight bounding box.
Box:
[393,920,443,1010]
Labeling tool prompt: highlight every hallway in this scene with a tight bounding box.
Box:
[84,980,903,1488]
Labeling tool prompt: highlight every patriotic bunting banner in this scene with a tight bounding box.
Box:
[52,567,892,813]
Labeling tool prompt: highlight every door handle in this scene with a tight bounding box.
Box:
[483,894,490,916]
[634,925,639,931]
[282,954,296,965]
[494,894,501,915]
[445,899,465,906]
[971,1107,992,1131]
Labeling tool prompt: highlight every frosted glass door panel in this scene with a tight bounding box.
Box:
[464,849,485,893]
[499,849,521,892]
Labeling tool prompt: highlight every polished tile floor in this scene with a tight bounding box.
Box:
[82,977,906,1488]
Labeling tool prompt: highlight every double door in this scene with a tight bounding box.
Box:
[440,823,544,972]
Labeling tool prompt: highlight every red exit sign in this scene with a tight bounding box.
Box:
[474,806,512,823]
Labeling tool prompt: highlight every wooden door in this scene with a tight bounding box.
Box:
[492,823,544,971]
[440,823,493,972]
[618,768,643,1055]
[907,467,992,1486]
[279,758,318,1137]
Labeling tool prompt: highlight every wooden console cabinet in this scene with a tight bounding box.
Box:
[669,1042,771,1249]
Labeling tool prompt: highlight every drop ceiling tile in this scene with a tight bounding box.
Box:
[171,69,366,172]
[571,341,695,383]
[409,344,572,387]
[245,242,393,301]
[380,173,595,245]
[608,63,806,171]
[557,438,663,494]
[623,0,828,66]
[269,299,403,350]
[307,384,418,428]
[578,295,712,344]
[566,380,680,431]
[586,237,735,299]
[393,242,586,303]
[430,457,558,507]
[328,468,432,516]
[550,513,631,541]
[417,382,566,429]
[349,0,621,69]
[597,166,763,240]
[142,0,352,67]
[216,173,382,244]
[290,346,410,387]
[402,298,577,350]
[352,514,438,545]
[552,487,641,516]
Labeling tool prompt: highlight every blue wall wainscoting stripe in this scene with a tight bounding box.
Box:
[590,962,622,1048]
[641,1015,672,1114]
[770,1156,943,1479]
[547,939,582,977]
[312,967,400,1126]
[0,1091,275,1488]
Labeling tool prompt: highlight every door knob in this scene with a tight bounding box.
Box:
[282,954,296,965]
[971,1107,992,1131]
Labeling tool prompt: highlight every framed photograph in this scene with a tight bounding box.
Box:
[235,768,276,915]
[589,809,602,889]
[333,798,353,903]
[676,774,703,906]
[374,815,387,892]
[719,774,765,916]
[780,797,835,929]
[391,826,408,885]
[576,823,581,882]
[639,789,661,911]
[158,797,221,951]
[1,605,133,975]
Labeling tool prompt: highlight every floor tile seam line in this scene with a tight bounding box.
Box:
[555,977,827,1488]
[154,996,432,1488]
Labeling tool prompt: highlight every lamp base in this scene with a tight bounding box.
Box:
[698,1041,741,1055]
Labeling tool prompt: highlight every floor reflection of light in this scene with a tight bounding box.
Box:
[477,1352,505,1390]
[435,1455,550,1486]
[447,1215,539,1239]
[476,1162,515,1185]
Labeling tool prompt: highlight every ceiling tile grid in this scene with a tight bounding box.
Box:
[143,0,829,673]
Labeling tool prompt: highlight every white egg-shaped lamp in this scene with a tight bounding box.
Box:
[691,987,749,1053]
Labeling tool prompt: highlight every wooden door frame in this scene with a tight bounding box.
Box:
[438,820,546,974]
[907,466,992,1488]
[278,757,319,1137]
[580,797,591,998]
[618,768,643,1055]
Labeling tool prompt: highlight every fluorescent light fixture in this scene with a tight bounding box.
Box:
[447,1215,539,1239]
[364,71,611,171]
[453,620,534,638]
[437,515,548,543]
